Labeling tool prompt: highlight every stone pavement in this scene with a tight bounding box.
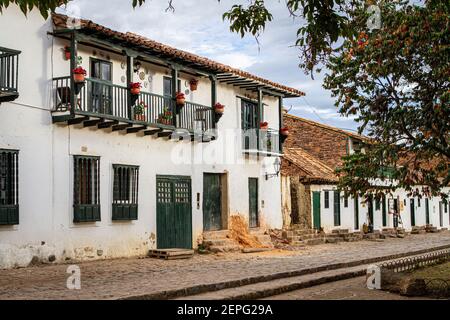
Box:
[263,276,431,300]
[0,232,449,300]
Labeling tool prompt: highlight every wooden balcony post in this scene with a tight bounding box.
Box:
[210,75,217,129]
[257,88,263,151]
[278,96,283,153]
[69,31,78,116]
[126,54,134,120]
[171,65,179,127]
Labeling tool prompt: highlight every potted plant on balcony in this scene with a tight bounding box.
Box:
[214,102,225,123]
[134,101,147,121]
[73,67,87,83]
[157,107,173,126]
[176,92,186,106]
[63,46,71,60]
[130,82,141,95]
[189,79,199,91]
[260,121,269,130]
[280,126,289,143]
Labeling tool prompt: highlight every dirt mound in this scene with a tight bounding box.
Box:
[229,215,264,248]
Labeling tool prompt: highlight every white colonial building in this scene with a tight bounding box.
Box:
[0,6,304,268]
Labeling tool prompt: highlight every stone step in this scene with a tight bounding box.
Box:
[203,239,236,247]
[203,230,230,240]
[176,265,369,300]
[331,229,349,235]
[208,245,242,253]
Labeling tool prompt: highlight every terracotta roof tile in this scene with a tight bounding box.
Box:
[52,13,305,98]
[282,148,339,184]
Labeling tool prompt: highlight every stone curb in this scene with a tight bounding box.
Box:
[120,244,450,300]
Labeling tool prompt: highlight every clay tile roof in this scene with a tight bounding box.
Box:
[284,112,369,142]
[52,13,305,98]
[283,148,339,184]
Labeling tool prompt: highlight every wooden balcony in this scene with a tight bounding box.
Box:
[0,47,21,103]
[243,128,282,156]
[52,76,216,141]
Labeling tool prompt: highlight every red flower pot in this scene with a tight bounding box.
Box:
[65,51,71,60]
[134,114,146,121]
[73,73,85,83]
[176,98,186,106]
[190,83,198,91]
[280,128,289,136]
[130,87,141,95]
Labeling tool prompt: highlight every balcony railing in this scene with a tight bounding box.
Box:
[242,128,281,155]
[52,76,214,132]
[0,46,21,101]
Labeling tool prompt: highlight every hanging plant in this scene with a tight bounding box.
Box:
[214,102,225,114]
[130,82,142,95]
[260,121,269,130]
[189,79,199,91]
[157,107,173,125]
[73,67,87,83]
[63,46,71,60]
[176,92,186,106]
[280,127,289,136]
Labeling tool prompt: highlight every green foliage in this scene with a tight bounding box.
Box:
[222,0,272,40]
[327,1,450,197]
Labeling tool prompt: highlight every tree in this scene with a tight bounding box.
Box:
[324,1,449,198]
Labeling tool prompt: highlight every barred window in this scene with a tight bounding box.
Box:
[112,165,139,221]
[73,156,100,223]
[0,149,19,225]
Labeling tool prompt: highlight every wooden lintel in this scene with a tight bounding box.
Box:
[98,120,119,129]
[157,131,173,138]
[112,124,132,131]
[67,116,89,125]
[126,126,147,134]
[83,118,104,127]
[144,128,163,136]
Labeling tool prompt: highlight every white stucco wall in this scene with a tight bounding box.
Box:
[309,185,450,233]
[0,7,284,268]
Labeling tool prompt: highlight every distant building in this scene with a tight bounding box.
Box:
[281,113,449,233]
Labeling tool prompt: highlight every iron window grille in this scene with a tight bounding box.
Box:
[0,149,19,225]
[112,164,139,221]
[73,155,101,223]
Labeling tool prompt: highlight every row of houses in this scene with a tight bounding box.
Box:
[0,6,448,268]
[281,113,450,234]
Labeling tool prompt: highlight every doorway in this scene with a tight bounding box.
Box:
[203,173,227,231]
[89,58,112,114]
[156,175,192,249]
[248,178,259,228]
[312,191,321,230]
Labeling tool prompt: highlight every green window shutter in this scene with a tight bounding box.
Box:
[375,198,380,210]
[324,191,329,209]
[112,164,139,221]
[73,155,101,223]
[0,149,19,225]
[333,191,341,226]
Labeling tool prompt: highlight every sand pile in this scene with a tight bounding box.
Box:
[229,215,265,248]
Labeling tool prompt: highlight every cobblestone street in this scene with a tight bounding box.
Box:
[0,232,449,300]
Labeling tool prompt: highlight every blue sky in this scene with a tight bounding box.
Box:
[57,0,359,132]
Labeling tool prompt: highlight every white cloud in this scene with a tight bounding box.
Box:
[57,0,359,131]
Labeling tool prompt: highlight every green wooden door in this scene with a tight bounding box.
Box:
[368,195,374,226]
[203,173,222,231]
[354,196,359,230]
[425,198,430,225]
[156,176,192,249]
[312,192,321,230]
[410,198,416,227]
[333,191,341,226]
[248,178,259,228]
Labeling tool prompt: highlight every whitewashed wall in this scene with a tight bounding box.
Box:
[310,185,450,233]
[0,6,283,268]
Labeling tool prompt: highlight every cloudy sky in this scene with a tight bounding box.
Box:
[57,0,359,131]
